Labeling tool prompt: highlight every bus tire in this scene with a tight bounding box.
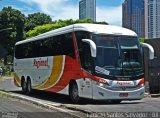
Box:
[21,78,26,94]
[69,81,80,103]
[26,78,32,95]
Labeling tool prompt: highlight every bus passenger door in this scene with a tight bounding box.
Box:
[79,42,94,99]
[81,78,93,99]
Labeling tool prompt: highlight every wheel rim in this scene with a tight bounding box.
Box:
[22,81,26,90]
[72,85,78,99]
[27,80,31,92]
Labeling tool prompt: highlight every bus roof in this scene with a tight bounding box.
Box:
[16,23,137,45]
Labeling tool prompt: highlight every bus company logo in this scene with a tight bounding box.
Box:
[116,81,131,86]
[121,87,126,91]
[33,58,49,68]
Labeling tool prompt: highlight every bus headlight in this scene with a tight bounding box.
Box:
[95,81,107,88]
[94,77,110,88]
[139,83,144,87]
[137,78,144,87]
[99,83,106,87]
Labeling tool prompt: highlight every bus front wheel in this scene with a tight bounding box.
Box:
[69,81,80,103]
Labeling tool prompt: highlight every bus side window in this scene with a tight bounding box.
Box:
[63,33,75,59]
[15,45,24,59]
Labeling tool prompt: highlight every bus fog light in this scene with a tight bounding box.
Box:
[140,84,144,87]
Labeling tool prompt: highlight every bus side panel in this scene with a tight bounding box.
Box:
[76,78,93,99]
[13,71,21,87]
[14,57,53,88]
[56,77,93,99]
[32,56,65,90]
[46,55,82,92]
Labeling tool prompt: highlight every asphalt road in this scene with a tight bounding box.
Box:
[0,96,75,118]
[12,90,160,112]
[0,78,78,118]
[0,78,160,118]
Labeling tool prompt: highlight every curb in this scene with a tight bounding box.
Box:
[144,93,160,98]
[150,94,160,97]
[1,90,159,117]
[144,93,151,97]
[0,91,85,118]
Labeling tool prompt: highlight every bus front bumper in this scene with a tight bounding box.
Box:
[92,85,145,100]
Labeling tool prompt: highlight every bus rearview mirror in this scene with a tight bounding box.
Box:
[141,43,154,60]
[82,39,97,57]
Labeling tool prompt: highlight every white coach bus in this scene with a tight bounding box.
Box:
[13,24,154,103]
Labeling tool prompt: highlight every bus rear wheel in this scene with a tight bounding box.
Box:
[69,81,80,103]
[26,79,32,95]
[21,79,26,94]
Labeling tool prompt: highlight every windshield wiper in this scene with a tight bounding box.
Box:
[126,60,137,78]
[118,54,126,76]
[123,51,137,78]
[120,52,136,78]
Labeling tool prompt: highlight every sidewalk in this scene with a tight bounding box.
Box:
[145,92,160,98]
[150,94,160,97]
[0,76,13,80]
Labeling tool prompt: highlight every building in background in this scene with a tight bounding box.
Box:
[145,0,160,39]
[144,0,148,39]
[79,0,96,22]
[122,0,145,38]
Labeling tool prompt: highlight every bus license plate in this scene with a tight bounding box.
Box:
[119,93,128,97]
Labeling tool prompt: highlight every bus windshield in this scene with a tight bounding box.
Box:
[92,35,143,80]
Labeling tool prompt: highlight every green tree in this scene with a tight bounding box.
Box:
[26,23,61,38]
[26,19,108,38]
[25,12,52,32]
[0,6,25,64]
[139,37,145,43]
